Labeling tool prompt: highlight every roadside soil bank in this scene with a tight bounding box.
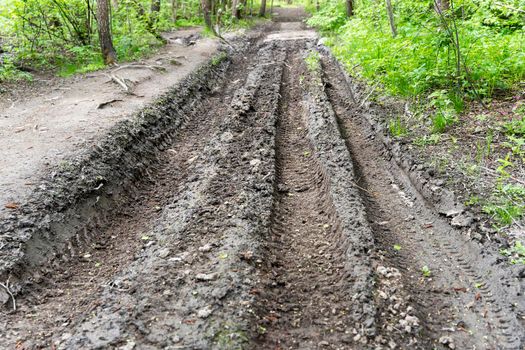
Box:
[0,28,218,212]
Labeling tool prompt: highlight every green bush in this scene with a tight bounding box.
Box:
[308,0,525,100]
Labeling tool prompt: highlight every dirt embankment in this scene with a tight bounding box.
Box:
[0,9,523,350]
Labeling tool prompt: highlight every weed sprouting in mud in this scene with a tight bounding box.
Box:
[483,183,525,227]
[214,324,249,350]
[413,134,441,147]
[500,241,525,265]
[305,50,321,73]
[421,265,431,278]
[211,52,228,66]
[388,117,408,138]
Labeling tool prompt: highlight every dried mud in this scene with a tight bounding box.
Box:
[0,11,523,350]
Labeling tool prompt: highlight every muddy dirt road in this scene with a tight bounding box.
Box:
[1,8,524,350]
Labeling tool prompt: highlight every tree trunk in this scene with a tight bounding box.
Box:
[345,0,353,17]
[172,0,178,21]
[151,0,161,26]
[151,0,161,12]
[201,0,213,30]
[97,0,117,64]
[232,0,240,19]
[259,0,266,16]
[385,0,397,37]
[241,0,247,17]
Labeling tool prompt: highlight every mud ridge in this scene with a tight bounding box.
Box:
[0,51,232,300]
[250,42,376,349]
[319,48,524,349]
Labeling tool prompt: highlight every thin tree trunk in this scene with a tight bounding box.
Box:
[385,0,397,37]
[151,0,161,26]
[232,0,240,19]
[172,0,178,21]
[259,0,266,16]
[201,0,213,30]
[345,0,353,17]
[97,0,117,64]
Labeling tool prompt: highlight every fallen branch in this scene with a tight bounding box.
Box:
[480,166,525,186]
[356,81,380,110]
[105,73,132,93]
[97,99,123,109]
[0,281,16,311]
[111,63,166,74]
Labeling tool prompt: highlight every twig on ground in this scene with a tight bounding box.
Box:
[111,63,166,74]
[0,281,16,311]
[97,99,123,109]
[106,73,131,93]
[352,180,374,195]
[356,81,380,110]
[480,166,525,186]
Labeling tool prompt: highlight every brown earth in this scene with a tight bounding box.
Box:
[0,7,523,350]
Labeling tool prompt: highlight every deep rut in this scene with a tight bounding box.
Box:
[254,53,359,349]
[320,53,524,349]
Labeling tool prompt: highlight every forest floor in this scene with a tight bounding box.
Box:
[0,7,524,350]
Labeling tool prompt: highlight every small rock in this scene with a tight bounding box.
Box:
[197,306,213,318]
[451,214,473,227]
[195,273,218,282]
[220,132,234,142]
[439,336,455,349]
[158,248,171,259]
[318,340,330,346]
[0,289,10,306]
[171,335,182,343]
[198,244,213,253]
[119,341,136,350]
[445,209,462,217]
[169,252,189,263]
[249,159,261,167]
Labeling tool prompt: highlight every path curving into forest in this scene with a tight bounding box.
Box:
[0,8,523,350]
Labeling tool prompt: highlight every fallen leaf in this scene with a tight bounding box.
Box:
[5,203,19,209]
[475,292,482,301]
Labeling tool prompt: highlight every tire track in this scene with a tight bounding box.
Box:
[319,50,524,349]
[252,45,375,349]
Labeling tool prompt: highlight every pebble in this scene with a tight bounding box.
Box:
[119,341,136,350]
[249,159,261,167]
[439,336,455,349]
[197,306,213,318]
[195,273,217,281]
[451,214,473,227]
[158,248,170,258]
[198,244,212,253]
